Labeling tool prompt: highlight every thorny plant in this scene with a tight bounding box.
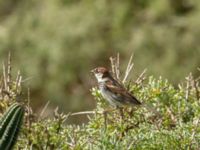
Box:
[109,53,147,85]
[69,54,155,137]
[0,53,22,109]
[0,53,35,148]
[0,53,200,149]
[70,53,147,115]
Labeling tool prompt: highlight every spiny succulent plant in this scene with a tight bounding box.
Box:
[0,103,24,150]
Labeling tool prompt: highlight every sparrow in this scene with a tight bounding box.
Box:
[91,67,142,108]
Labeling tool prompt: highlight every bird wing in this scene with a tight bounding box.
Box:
[105,82,141,105]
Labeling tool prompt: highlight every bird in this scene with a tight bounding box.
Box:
[91,67,142,108]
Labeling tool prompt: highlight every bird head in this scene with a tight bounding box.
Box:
[91,67,110,82]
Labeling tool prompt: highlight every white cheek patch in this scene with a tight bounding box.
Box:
[95,73,103,82]
[95,73,109,82]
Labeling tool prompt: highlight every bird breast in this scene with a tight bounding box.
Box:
[98,82,123,107]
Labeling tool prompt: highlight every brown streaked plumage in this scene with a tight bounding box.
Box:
[91,67,141,107]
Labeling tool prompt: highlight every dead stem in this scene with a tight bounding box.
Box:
[27,87,33,146]
[194,81,199,101]
[109,53,121,80]
[194,71,200,101]
[116,53,120,80]
[123,54,134,83]
[0,77,3,96]
[2,62,8,91]
[135,69,147,85]
[16,70,22,93]
[190,117,200,147]
[70,111,96,116]
[39,101,50,118]
[185,73,192,101]
[7,51,11,87]
[109,56,116,79]
[70,108,116,116]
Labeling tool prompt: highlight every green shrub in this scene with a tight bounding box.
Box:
[0,56,199,149]
[15,74,200,149]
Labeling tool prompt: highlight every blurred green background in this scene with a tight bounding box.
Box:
[0,0,199,123]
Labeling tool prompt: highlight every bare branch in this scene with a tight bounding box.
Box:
[70,111,96,116]
[2,62,7,91]
[194,68,200,101]
[16,70,21,92]
[21,76,35,83]
[7,51,11,86]
[185,73,192,101]
[39,101,50,118]
[190,117,200,146]
[116,53,120,80]
[70,108,116,116]
[135,69,147,85]
[109,56,116,78]
[123,54,134,83]
[110,55,121,80]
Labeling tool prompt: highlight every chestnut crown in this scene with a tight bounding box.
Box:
[91,67,111,82]
[91,67,109,74]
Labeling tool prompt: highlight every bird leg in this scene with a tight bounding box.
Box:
[103,110,107,130]
[118,107,124,124]
[102,108,115,130]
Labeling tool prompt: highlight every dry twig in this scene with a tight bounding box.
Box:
[135,69,147,85]
[185,73,193,101]
[123,54,134,83]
